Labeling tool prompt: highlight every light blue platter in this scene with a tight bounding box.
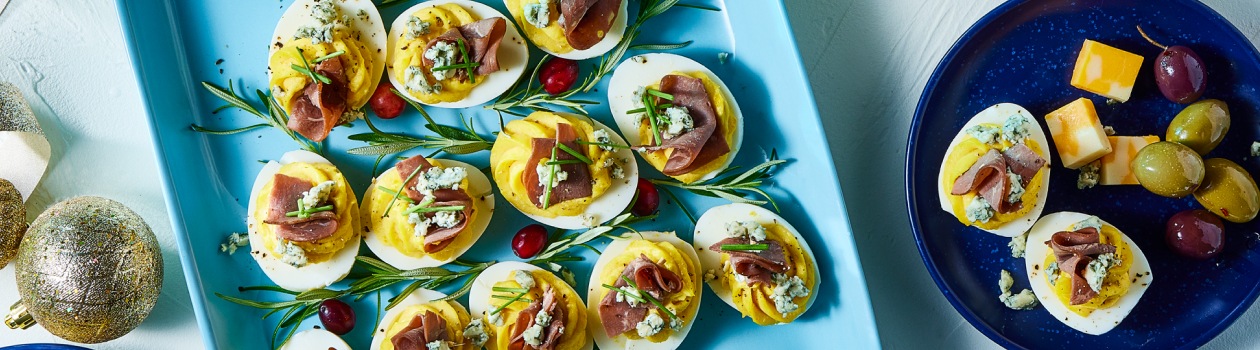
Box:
[114,0,878,348]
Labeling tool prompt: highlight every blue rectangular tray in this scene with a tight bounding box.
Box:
[114,0,879,348]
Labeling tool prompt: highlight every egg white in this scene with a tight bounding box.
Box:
[468,261,594,350]
[692,203,820,324]
[519,117,639,230]
[607,53,744,183]
[272,0,387,110]
[363,159,496,270]
[384,0,529,109]
[281,328,352,350]
[247,150,360,292]
[585,231,701,350]
[935,103,1052,237]
[1023,211,1154,335]
[504,0,628,60]
[369,288,450,350]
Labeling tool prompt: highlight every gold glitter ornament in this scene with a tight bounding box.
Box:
[0,178,23,268]
[6,196,163,344]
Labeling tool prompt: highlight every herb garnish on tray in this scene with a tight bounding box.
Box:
[192,81,321,153]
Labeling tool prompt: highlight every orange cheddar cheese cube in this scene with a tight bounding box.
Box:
[1071,40,1144,102]
[1046,98,1113,169]
[1100,135,1160,185]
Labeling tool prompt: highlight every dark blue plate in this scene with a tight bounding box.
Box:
[907,0,1260,348]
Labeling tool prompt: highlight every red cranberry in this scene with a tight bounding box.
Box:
[538,58,579,95]
[631,179,659,217]
[1166,209,1224,259]
[513,224,548,259]
[369,82,404,119]
[317,299,356,335]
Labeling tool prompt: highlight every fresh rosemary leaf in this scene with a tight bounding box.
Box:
[190,123,269,135]
[676,3,721,11]
[629,40,694,51]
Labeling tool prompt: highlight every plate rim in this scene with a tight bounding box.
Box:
[905,0,1260,349]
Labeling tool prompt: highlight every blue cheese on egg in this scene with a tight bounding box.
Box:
[463,319,489,347]
[405,17,431,39]
[770,273,809,316]
[302,180,336,207]
[1002,114,1031,144]
[405,66,441,94]
[965,197,994,223]
[417,166,467,195]
[1085,252,1119,292]
[635,312,665,337]
[425,340,450,350]
[523,0,552,28]
[1006,172,1024,203]
[278,239,309,267]
[660,106,694,139]
[514,270,536,290]
[424,41,458,81]
[725,221,766,241]
[965,125,1000,144]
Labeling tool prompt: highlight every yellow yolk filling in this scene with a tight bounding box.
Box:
[252,162,359,264]
[490,111,615,218]
[941,125,1046,229]
[379,300,474,350]
[269,32,375,115]
[360,159,479,258]
[487,270,588,350]
[505,0,573,54]
[597,240,700,342]
[717,223,815,325]
[391,4,486,104]
[1042,224,1134,317]
[637,71,738,184]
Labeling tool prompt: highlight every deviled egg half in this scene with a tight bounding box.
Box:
[387,0,529,108]
[937,103,1052,237]
[587,231,701,349]
[489,110,638,229]
[609,53,743,184]
[505,0,627,60]
[269,0,386,142]
[469,261,593,350]
[361,154,495,270]
[1024,212,1153,335]
[281,328,351,350]
[371,288,485,350]
[694,203,819,325]
[247,150,360,292]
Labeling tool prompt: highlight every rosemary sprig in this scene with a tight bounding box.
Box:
[486,0,694,115]
[527,212,656,286]
[347,89,493,173]
[649,151,787,211]
[193,80,320,153]
[216,258,493,348]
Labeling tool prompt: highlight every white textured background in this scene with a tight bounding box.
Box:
[2,0,1260,349]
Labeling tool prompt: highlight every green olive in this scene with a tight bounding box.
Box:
[1194,158,1260,223]
[1132,141,1205,198]
[1167,99,1230,155]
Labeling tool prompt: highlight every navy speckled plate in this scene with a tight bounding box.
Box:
[908,0,1260,349]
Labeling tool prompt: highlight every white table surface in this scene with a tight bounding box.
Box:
[2,0,1260,349]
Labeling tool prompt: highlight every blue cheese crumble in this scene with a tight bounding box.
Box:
[635,312,665,337]
[592,129,614,151]
[660,106,694,139]
[725,221,767,241]
[278,239,308,267]
[965,125,1000,144]
[602,158,626,180]
[486,310,504,326]
[302,180,336,207]
[425,340,450,350]
[416,166,467,196]
[310,0,339,24]
[965,196,994,223]
[1085,252,1120,292]
[614,286,641,307]
[405,66,441,94]
[1002,114,1031,144]
[294,24,335,44]
[534,310,552,326]
[405,17,432,40]
[770,273,810,316]
[432,211,461,229]
[1252,141,1260,157]
[514,270,536,290]
[220,232,249,255]
[424,41,458,81]
[1006,172,1024,203]
[522,321,545,347]
[463,319,489,347]
[1045,261,1060,286]
[997,269,1039,310]
[1008,231,1027,258]
[523,0,552,28]
[1077,162,1100,189]
[535,159,569,188]
[1076,216,1103,232]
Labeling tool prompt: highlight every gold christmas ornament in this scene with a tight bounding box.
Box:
[0,178,23,267]
[7,196,163,344]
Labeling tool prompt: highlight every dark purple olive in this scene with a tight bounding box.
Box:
[1139,26,1208,104]
[318,299,356,335]
[1166,209,1224,259]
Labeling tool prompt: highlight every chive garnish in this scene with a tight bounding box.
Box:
[645,89,674,101]
[490,291,529,315]
[456,39,475,84]
[601,284,648,304]
[492,287,530,294]
[375,186,415,204]
[490,295,533,302]
[575,140,631,149]
[405,205,465,214]
[285,205,333,218]
[313,50,345,63]
[432,62,481,72]
[619,275,679,322]
[541,144,559,209]
[644,93,663,145]
[546,159,585,166]
[556,142,593,164]
[626,103,674,115]
[383,165,425,218]
[720,244,768,252]
[293,48,331,84]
